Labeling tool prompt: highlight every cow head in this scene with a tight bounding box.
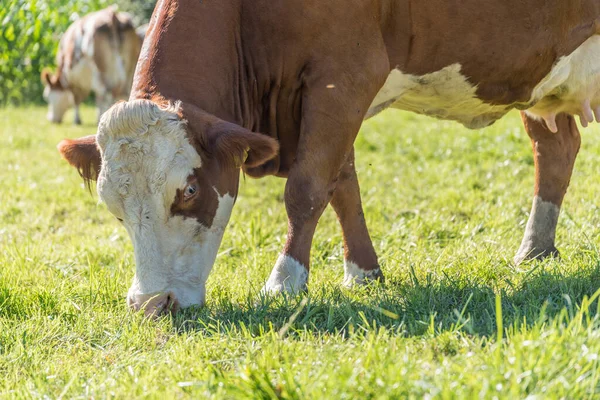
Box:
[41,69,73,123]
[58,99,278,317]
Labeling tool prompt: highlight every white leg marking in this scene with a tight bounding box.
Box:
[261,254,308,295]
[343,260,382,287]
[514,196,560,264]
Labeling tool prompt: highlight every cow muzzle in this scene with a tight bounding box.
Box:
[127,291,180,318]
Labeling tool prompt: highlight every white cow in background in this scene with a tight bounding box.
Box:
[42,6,144,124]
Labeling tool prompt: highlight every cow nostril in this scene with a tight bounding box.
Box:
[131,292,180,318]
[165,293,180,315]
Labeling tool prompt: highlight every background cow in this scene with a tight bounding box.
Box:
[41,6,144,125]
[58,0,600,317]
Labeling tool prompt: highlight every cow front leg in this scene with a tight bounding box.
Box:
[514,112,581,264]
[261,31,388,294]
[261,158,343,294]
[73,103,83,125]
[72,88,88,125]
[95,93,113,123]
[94,85,115,124]
[330,149,383,286]
[262,94,382,294]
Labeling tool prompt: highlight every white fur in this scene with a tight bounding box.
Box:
[125,191,234,307]
[526,35,600,129]
[44,88,74,123]
[369,35,600,130]
[97,100,235,308]
[45,9,132,123]
[66,57,94,93]
[367,64,510,129]
[514,196,560,264]
[81,15,97,58]
[342,260,381,287]
[262,254,309,294]
[45,19,94,124]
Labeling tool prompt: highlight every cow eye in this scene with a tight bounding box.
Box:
[184,184,198,200]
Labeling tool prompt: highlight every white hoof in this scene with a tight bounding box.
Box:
[343,260,384,287]
[261,254,308,295]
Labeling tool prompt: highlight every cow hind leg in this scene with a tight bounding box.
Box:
[330,149,383,286]
[514,112,581,264]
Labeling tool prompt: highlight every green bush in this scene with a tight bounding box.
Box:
[0,0,155,106]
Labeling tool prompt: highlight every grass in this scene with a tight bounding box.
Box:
[1,105,600,398]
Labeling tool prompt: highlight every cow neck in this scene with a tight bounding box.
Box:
[130,0,251,129]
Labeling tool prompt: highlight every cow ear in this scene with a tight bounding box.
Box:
[182,104,279,169]
[57,135,102,190]
[209,120,279,168]
[41,68,53,86]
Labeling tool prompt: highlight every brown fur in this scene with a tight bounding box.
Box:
[521,112,581,206]
[60,0,600,303]
[57,135,101,191]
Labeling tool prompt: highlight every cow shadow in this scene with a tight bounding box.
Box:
[172,260,600,339]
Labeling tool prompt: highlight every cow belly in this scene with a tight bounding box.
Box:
[526,35,600,132]
[365,64,510,129]
[367,35,600,132]
[65,58,94,93]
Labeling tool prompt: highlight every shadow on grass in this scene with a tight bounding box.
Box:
[173,258,600,338]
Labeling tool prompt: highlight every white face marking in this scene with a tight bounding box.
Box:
[125,192,235,307]
[526,35,600,131]
[514,195,560,264]
[45,88,74,123]
[342,260,382,287]
[261,254,309,294]
[367,64,510,129]
[96,100,235,308]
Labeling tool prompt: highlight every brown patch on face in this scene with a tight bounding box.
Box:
[169,171,220,229]
[168,110,251,230]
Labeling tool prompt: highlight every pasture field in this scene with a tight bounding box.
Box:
[2,106,600,398]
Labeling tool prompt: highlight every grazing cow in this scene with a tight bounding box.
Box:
[58,0,600,317]
[42,7,143,125]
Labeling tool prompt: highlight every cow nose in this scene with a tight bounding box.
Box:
[127,292,180,318]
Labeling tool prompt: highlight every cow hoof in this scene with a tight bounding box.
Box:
[261,254,309,296]
[513,246,560,265]
[260,283,308,297]
[343,261,384,287]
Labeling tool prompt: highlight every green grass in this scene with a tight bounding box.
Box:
[2,105,600,398]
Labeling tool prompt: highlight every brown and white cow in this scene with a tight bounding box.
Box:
[42,7,143,125]
[58,0,600,317]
